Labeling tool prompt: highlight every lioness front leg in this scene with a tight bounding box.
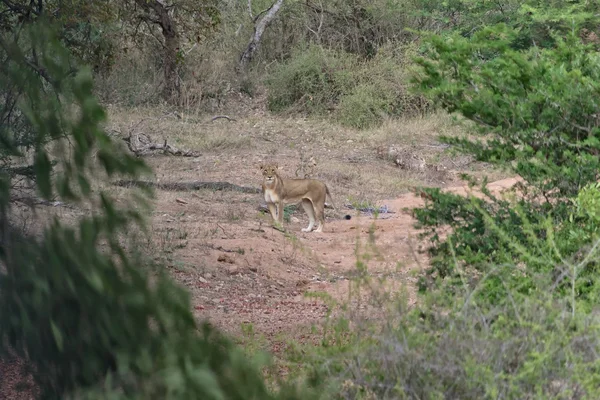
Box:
[267,203,278,222]
[277,201,284,225]
[267,203,284,231]
[301,199,316,232]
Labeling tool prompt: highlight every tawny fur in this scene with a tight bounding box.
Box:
[260,163,336,233]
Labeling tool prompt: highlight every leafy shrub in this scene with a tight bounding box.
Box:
[573,182,600,227]
[412,0,600,51]
[414,25,600,198]
[413,183,600,310]
[0,19,315,400]
[335,83,394,129]
[267,43,428,128]
[292,221,600,399]
[337,44,429,128]
[266,45,356,114]
[410,22,600,305]
[313,280,600,399]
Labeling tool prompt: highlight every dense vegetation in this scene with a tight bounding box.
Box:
[2,0,600,399]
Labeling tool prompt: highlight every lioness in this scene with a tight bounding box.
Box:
[260,163,336,233]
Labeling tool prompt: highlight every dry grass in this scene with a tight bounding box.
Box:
[10,106,506,263]
[352,112,460,145]
[3,103,513,393]
[105,106,505,203]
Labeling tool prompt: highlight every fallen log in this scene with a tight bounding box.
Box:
[210,115,237,122]
[113,180,261,194]
[122,133,200,157]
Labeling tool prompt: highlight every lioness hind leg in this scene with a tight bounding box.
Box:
[314,210,324,232]
[301,199,316,232]
[313,199,326,233]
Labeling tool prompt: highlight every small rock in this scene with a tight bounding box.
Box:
[226,265,240,275]
[198,276,208,284]
[249,266,258,272]
[218,254,235,264]
[291,216,300,223]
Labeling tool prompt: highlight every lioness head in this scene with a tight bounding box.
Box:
[260,163,279,184]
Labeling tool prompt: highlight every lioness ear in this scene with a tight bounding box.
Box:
[259,163,264,171]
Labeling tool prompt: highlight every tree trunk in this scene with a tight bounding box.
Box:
[163,29,180,100]
[135,0,181,101]
[239,0,284,72]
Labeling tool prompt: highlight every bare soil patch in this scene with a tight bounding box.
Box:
[0,107,514,397]
[105,107,509,354]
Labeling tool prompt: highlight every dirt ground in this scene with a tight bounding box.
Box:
[142,164,517,347]
[0,98,515,397]
[104,98,509,354]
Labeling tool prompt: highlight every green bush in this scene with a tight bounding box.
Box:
[410,22,600,306]
[411,0,600,50]
[335,83,393,129]
[266,43,427,129]
[414,25,600,198]
[266,45,356,114]
[0,19,316,400]
[285,222,600,399]
[413,183,600,309]
[309,281,600,399]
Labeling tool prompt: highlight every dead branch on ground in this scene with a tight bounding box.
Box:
[113,180,261,194]
[109,114,200,157]
[12,196,78,210]
[209,115,237,122]
[122,132,200,157]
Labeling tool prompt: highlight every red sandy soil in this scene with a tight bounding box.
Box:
[0,175,520,398]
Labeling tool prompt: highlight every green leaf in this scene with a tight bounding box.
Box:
[50,320,64,352]
[34,150,52,199]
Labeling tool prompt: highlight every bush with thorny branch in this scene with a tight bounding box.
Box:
[411,23,600,306]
